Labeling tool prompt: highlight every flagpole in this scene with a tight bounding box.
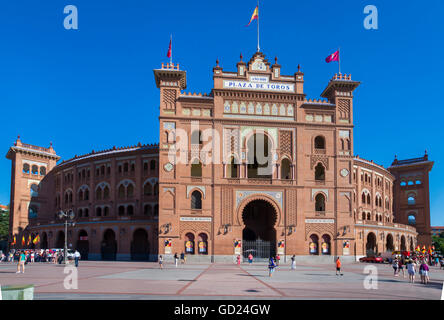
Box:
[257,0,260,52]
[338,47,341,74]
[170,34,173,65]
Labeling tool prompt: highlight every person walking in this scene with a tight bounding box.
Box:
[336,257,343,276]
[16,251,26,274]
[30,251,35,263]
[180,252,185,264]
[268,256,276,277]
[421,261,430,284]
[74,250,81,268]
[407,259,416,283]
[290,255,296,270]
[392,258,399,276]
[248,253,253,264]
[159,255,164,269]
[398,259,405,278]
[174,253,179,267]
[275,254,280,267]
[236,254,241,266]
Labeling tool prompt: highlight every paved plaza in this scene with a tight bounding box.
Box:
[0,260,442,300]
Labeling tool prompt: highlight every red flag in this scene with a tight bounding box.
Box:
[166,38,172,59]
[325,50,340,63]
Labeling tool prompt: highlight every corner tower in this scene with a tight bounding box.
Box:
[389,152,434,247]
[6,136,60,241]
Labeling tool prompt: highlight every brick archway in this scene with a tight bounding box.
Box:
[236,194,281,227]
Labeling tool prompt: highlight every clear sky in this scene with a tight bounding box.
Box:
[0,1,443,225]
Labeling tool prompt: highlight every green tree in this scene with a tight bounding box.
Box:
[0,204,9,241]
[432,235,444,254]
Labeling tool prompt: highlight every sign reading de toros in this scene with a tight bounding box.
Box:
[223,80,294,92]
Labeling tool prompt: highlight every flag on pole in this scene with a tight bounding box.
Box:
[11,235,16,246]
[246,6,259,26]
[166,37,172,59]
[21,235,25,246]
[325,50,340,63]
[33,234,40,245]
[27,234,32,246]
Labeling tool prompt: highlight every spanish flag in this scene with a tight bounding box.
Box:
[11,235,16,246]
[27,234,32,246]
[246,6,259,26]
[21,235,25,246]
[415,245,420,252]
[33,234,40,245]
[422,245,426,253]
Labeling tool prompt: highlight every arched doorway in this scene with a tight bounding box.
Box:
[41,232,48,249]
[101,229,117,260]
[197,233,208,255]
[76,230,89,260]
[400,235,406,251]
[386,234,394,252]
[366,232,377,256]
[321,234,331,255]
[309,234,319,255]
[131,229,150,261]
[184,233,195,255]
[409,237,414,252]
[56,231,65,249]
[242,199,277,260]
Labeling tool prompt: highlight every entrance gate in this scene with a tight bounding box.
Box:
[242,239,276,261]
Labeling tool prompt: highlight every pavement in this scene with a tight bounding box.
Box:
[0,260,443,300]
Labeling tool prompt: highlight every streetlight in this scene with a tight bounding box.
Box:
[58,209,75,265]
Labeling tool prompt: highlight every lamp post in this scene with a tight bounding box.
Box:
[58,209,75,265]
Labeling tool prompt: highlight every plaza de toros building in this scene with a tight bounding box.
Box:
[6,51,434,262]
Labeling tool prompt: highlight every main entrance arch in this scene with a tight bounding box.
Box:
[241,199,277,260]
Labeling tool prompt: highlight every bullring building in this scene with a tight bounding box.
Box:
[6,52,434,262]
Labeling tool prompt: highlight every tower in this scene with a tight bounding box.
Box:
[6,136,60,245]
[389,152,434,247]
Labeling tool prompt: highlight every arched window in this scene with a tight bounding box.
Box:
[407,195,416,205]
[309,234,319,255]
[408,215,416,226]
[314,163,325,181]
[23,163,30,173]
[191,190,202,210]
[78,190,84,201]
[315,194,325,212]
[96,207,102,217]
[30,184,39,197]
[96,188,102,200]
[191,160,202,177]
[227,156,238,178]
[40,167,46,176]
[150,160,156,171]
[247,133,272,178]
[367,194,371,205]
[78,209,83,218]
[362,193,366,204]
[84,208,89,217]
[103,186,110,199]
[118,185,125,198]
[144,204,152,216]
[31,165,38,175]
[104,207,109,216]
[191,130,202,145]
[314,136,325,149]
[367,212,371,220]
[362,212,366,220]
[118,206,125,216]
[127,205,134,216]
[127,184,134,198]
[144,183,152,196]
[281,158,291,180]
[84,189,89,201]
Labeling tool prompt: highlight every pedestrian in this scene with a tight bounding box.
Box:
[268,256,276,277]
[275,254,280,267]
[407,259,416,283]
[74,250,81,268]
[180,252,185,264]
[421,261,430,284]
[335,257,343,276]
[16,251,26,274]
[440,257,444,270]
[174,253,179,267]
[398,259,405,278]
[290,255,296,270]
[30,251,35,263]
[159,255,163,269]
[248,253,253,264]
[236,254,241,266]
[392,258,399,276]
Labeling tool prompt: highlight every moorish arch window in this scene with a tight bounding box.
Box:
[314,163,325,181]
[315,193,326,212]
[31,165,38,175]
[407,194,416,205]
[40,167,46,176]
[281,158,291,180]
[23,163,30,173]
[408,214,416,226]
[246,133,273,178]
[191,190,202,210]
[366,194,371,205]
[314,136,325,150]
[144,182,153,196]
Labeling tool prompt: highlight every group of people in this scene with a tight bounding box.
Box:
[0,249,82,274]
[158,252,187,269]
[392,257,434,284]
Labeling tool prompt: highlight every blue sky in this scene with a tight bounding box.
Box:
[0,1,443,225]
